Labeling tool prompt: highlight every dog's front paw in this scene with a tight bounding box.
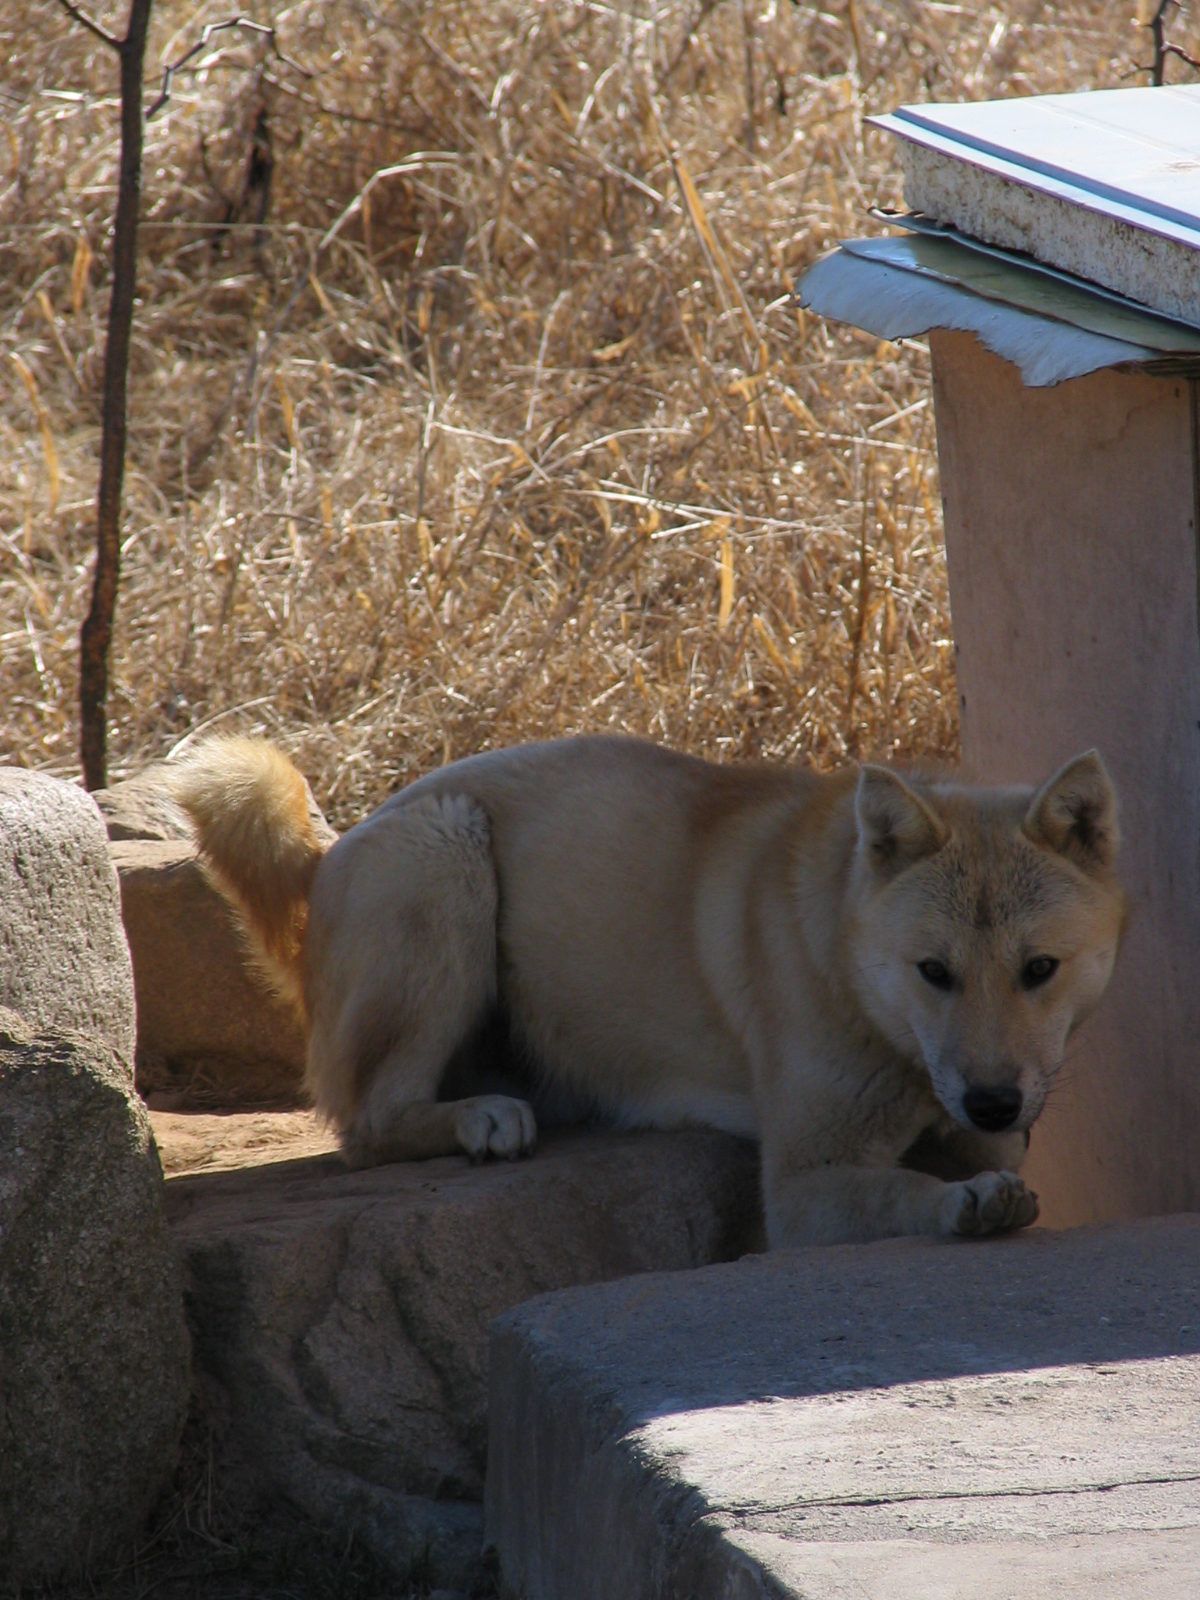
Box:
[946,1169,1038,1237]
[453,1095,537,1161]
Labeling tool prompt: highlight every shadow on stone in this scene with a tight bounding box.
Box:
[486,1215,1200,1600]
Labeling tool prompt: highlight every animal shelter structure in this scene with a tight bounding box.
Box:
[800,85,1200,1229]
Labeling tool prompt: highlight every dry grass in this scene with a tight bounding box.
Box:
[0,0,1173,827]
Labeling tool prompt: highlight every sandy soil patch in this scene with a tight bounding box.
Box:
[150,1108,340,1179]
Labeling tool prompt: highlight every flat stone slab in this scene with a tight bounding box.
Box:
[165,1127,761,1589]
[487,1215,1200,1599]
[93,772,195,842]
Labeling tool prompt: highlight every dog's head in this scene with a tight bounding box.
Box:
[846,752,1125,1135]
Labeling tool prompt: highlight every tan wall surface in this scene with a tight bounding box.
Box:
[930,329,1200,1226]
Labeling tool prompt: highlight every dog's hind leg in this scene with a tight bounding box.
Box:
[304,791,536,1167]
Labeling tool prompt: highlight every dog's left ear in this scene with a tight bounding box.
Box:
[1023,750,1119,872]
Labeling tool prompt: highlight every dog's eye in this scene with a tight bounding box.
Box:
[917,958,953,991]
[1021,955,1059,990]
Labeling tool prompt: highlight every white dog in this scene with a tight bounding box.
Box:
[174,734,1124,1247]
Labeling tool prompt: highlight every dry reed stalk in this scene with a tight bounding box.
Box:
[0,1,1166,827]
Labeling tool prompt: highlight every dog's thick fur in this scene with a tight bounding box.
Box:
[172,735,1124,1247]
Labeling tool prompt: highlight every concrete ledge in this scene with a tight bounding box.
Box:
[486,1216,1200,1600]
[166,1127,762,1589]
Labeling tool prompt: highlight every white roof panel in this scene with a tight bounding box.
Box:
[869,86,1200,323]
[871,85,1200,250]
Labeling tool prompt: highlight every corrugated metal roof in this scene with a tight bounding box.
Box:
[875,209,1200,333]
[869,85,1200,251]
[797,244,1160,388]
[849,229,1200,349]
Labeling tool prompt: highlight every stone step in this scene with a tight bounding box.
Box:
[164,1126,762,1591]
[486,1215,1200,1600]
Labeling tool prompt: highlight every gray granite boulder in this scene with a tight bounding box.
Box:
[0,768,135,1068]
[0,1012,191,1585]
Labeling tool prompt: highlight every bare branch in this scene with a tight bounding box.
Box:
[1165,41,1200,72]
[147,16,312,120]
[51,0,120,50]
[261,70,428,136]
[1138,0,1200,83]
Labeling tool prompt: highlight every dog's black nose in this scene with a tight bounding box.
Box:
[962,1084,1023,1132]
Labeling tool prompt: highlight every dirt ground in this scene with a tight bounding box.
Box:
[149,1106,340,1177]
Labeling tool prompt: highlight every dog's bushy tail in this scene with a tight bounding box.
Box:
[170,737,327,1017]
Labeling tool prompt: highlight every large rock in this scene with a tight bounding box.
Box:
[486,1215,1200,1600]
[0,768,135,1067]
[94,765,336,846]
[106,766,336,1106]
[113,840,309,1104]
[166,1127,762,1589]
[93,772,195,842]
[0,1012,191,1585]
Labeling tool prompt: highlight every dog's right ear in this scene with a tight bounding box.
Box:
[856,767,948,875]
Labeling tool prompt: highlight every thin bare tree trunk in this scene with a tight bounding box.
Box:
[1149,0,1170,84]
[79,0,153,790]
[740,0,756,152]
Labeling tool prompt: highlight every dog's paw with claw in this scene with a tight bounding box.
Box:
[453,1095,537,1161]
[946,1169,1038,1237]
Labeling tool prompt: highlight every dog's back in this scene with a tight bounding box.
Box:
[315,736,817,1131]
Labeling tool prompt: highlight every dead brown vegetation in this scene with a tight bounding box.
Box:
[1,1,1152,827]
